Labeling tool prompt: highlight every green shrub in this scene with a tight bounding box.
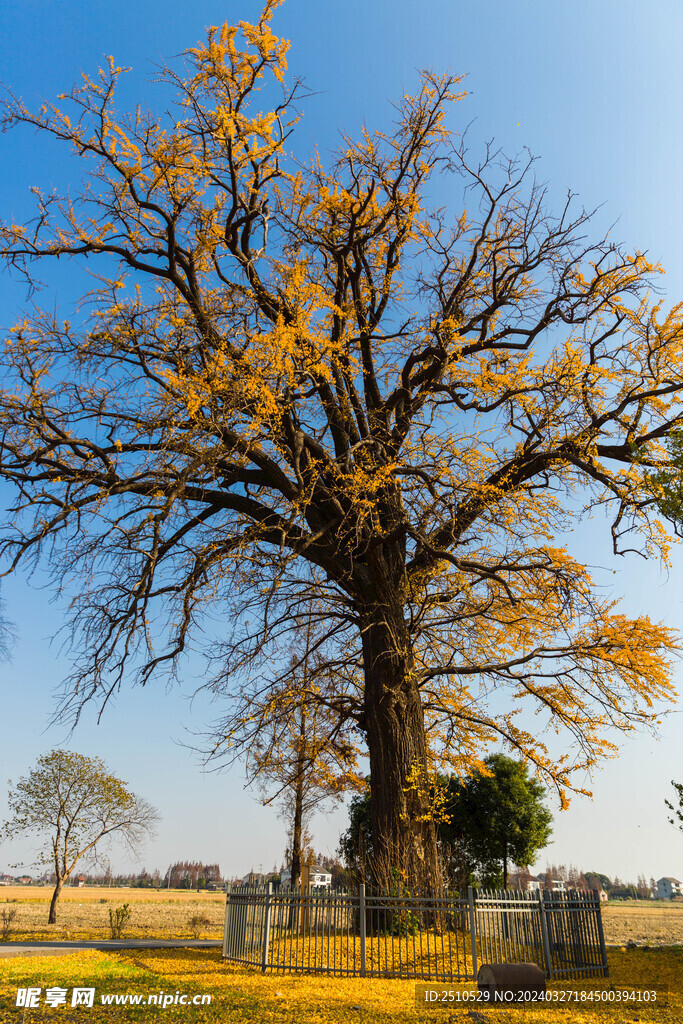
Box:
[108,903,131,939]
[1,907,17,940]
[188,913,212,938]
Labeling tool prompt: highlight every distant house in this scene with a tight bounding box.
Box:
[280,865,332,889]
[509,871,541,892]
[280,867,292,888]
[241,870,267,887]
[656,877,682,899]
[540,877,566,892]
[309,868,332,888]
[71,875,87,887]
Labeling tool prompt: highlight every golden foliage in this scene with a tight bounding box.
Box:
[1,946,683,1023]
[0,1,681,859]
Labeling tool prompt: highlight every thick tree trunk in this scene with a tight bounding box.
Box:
[48,878,63,924]
[359,586,440,893]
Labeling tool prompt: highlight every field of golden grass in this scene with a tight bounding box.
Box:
[0,886,226,941]
[3,887,683,948]
[601,899,683,946]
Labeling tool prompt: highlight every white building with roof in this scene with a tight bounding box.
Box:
[280,865,332,889]
[656,877,682,899]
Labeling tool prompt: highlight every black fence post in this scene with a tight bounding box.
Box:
[223,885,232,958]
[594,890,609,978]
[261,882,272,973]
[359,883,366,978]
[468,886,477,979]
[537,889,553,978]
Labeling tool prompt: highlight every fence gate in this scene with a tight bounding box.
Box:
[223,885,272,967]
[470,889,608,980]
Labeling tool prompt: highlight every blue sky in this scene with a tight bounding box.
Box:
[1,0,683,884]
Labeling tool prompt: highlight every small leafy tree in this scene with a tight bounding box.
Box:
[0,907,17,941]
[188,912,212,938]
[211,612,362,889]
[440,754,553,889]
[643,431,683,532]
[108,902,132,939]
[586,872,611,892]
[338,785,373,880]
[1,750,159,923]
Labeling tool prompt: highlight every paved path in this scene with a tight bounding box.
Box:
[0,940,222,959]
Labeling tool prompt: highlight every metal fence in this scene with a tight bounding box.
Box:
[472,889,608,980]
[223,884,608,981]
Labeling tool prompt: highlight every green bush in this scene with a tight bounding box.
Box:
[188,913,212,938]
[108,903,131,939]
[1,907,17,941]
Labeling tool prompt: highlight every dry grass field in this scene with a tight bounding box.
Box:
[3,887,683,947]
[601,899,683,946]
[0,886,226,941]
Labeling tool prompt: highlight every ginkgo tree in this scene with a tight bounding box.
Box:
[1,0,682,889]
[1,750,159,923]
[212,609,363,888]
